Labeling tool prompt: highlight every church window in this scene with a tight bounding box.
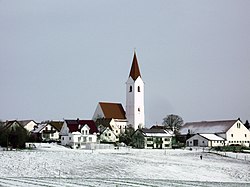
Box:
[129,86,132,92]
[138,86,140,92]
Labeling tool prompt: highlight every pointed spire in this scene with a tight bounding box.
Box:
[129,52,141,80]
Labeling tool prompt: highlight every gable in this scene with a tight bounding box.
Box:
[0,120,26,132]
[226,120,250,134]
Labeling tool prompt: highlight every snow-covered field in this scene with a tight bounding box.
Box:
[0,144,250,186]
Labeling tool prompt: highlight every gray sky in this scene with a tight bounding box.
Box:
[1,0,250,126]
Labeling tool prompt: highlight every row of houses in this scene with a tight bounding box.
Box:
[180,119,250,148]
[1,117,250,149]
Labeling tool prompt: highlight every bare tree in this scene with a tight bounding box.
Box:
[162,114,184,133]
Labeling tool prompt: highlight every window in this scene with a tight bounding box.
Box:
[129,86,132,92]
[89,137,92,142]
[138,86,140,92]
[69,137,71,140]
[138,108,140,112]
[105,133,107,136]
[237,123,241,128]
[62,137,64,140]
[231,134,233,137]
[109,133,111,136]
[51,134,54,137]
[245,134,247,137]
[116,130,118,133]
[165,138,170,141]
[147,138,153,141]
[202,141,205,143]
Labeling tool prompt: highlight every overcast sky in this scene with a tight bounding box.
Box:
[0,0,250,126]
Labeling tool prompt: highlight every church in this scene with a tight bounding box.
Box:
[92,52,145,142]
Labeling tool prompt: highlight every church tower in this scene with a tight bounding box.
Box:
[126,52,145,130]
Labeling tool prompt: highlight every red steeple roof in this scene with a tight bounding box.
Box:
[129,52,141,80]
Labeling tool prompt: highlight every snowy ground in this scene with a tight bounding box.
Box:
[0,144,250,186]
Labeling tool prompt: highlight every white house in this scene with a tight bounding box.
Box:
[186,134,225,147]
[180,119,250,147]
[60,119,98,149]
[18,120,38,132]
[132,128,174,149]
[32,121,63,142]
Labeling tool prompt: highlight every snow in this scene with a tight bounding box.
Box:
[0,145,250,186]
[199,134,225,140]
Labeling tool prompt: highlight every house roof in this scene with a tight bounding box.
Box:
[129,52,141,81]
[95,118,112,127]
[198,134,225,141]
[0,120,25,132]
[49,121,64,131]
[18,120,37,127]
[32,121,63,133]
[32,123,47,133]
[65,119,98,134]
[99,102,126,119]
[150,125,165,130]
[179,119,238,135]
[140,128,173,137]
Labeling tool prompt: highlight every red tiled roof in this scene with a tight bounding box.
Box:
[65,120,98,134]
[99,102,126,119]
[129,52,141,80]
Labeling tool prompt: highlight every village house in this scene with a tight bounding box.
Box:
[186,134,225,147]
[32,121,63,142]
[93,102,127,143]
[132,128,174,149]
[60,119,98,149]
[180,119,250,147]
[0,120,28,148]
[95,118,120,143]
[18,120,38,132]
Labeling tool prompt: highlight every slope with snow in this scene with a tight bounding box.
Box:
[0,145,249,186]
